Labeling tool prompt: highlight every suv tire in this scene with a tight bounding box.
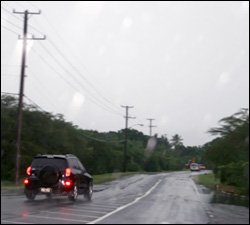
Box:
[25,189,37,200]
[68,184,78,201]
[84,181,93,201]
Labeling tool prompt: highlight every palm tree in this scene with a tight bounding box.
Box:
[208,108,249,137]
[170,134,183,149]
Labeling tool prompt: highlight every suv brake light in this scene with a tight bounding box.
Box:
[65,168,71,177]
[26,166,32,176]
[65,180,72,187]
[24,178,29,185]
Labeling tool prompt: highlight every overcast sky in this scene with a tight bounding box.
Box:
[1,1,249,146]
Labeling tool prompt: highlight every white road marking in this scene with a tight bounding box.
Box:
[87,178,163,224]
[25,215,90,223]
[40,210,99,218]
[87,202,121,207]
[60,207,106,214]
[81,204,117,210]
[1,220,34,224]
[68,206,111,213]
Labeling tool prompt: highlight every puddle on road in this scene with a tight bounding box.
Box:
[197,184,249,208]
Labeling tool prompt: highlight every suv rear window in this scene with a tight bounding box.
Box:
[31,157,67,170]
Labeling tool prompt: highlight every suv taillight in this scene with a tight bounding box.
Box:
[65,180,72,187]
[65,168,71,177]
[26,166,32,176]
[24,178,29,185]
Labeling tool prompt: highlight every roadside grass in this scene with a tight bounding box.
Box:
[2,171,169,188]
[1,180,23,189]
[93,172,142,184]
[192,173,248,195]
[192,173,220,189]
[1,172,144,188]
[92,171,172,185]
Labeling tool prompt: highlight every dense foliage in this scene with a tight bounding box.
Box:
[1,95,204,181]
[204,108,249,194]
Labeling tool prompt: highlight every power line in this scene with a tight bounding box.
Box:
[24,1,122,112]
[24,96,123,144]
[1,5,145,128]
[3,0,27,11]
[37,41,123,117]
[80,131,125,143]
[24,96,124,144]
[27,76,60,111]
[1,17,23,30]
[1,24,19,35]
[30,47,97,114]
[13,1,123,116]
[1,91,124,143]
[10,9,122,117]
[2,2,146,125]
[36,43,121,116]
[31,45,122,117]
[30,47,79,92]
[47,38,122,112]
[1,7,40,37]
[1,5,23,22]
[1,91,19,95]
[31,46,117,115]
[31,46,122,116]
[1,3,43,35]
[28,67,60,97]
[23,94,47,112]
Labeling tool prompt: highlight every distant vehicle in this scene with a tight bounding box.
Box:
[190,163,200,171]
[198,164,206,170]
[23,154,93,201]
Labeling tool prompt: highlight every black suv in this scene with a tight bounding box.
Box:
[24,154,93,201]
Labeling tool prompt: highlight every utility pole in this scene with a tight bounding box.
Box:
[14,9,46,185]
[121,106,135,172]
[147,118,157,137]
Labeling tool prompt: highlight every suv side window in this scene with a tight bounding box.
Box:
[73,158,80,169]
[68,158,78,169]
[76,158,86,172]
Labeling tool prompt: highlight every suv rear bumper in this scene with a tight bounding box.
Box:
[24,178,75,194]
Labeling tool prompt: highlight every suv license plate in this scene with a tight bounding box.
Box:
[41,188,51,193]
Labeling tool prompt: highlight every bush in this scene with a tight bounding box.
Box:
[217,161,249,188]
[127,160,141,172]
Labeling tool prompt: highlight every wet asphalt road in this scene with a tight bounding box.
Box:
[1,171,249,224]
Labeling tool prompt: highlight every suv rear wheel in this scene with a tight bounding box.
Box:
[25,189,37,200]
[68,184,78,201]
[84,181,93,201]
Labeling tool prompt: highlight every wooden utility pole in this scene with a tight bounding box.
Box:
[121,106,135,172]
[147,118,157,137]
[14,9,46,185]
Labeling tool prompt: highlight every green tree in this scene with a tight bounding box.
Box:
[204,108,249,194]
[1,94,209,182]
[170,134,183,149]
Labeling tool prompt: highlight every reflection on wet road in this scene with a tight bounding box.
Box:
[1,172,249,224]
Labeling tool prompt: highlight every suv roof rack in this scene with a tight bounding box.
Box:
[35,154,67,158]
[35,154,77,158]
[65,154,76,157]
